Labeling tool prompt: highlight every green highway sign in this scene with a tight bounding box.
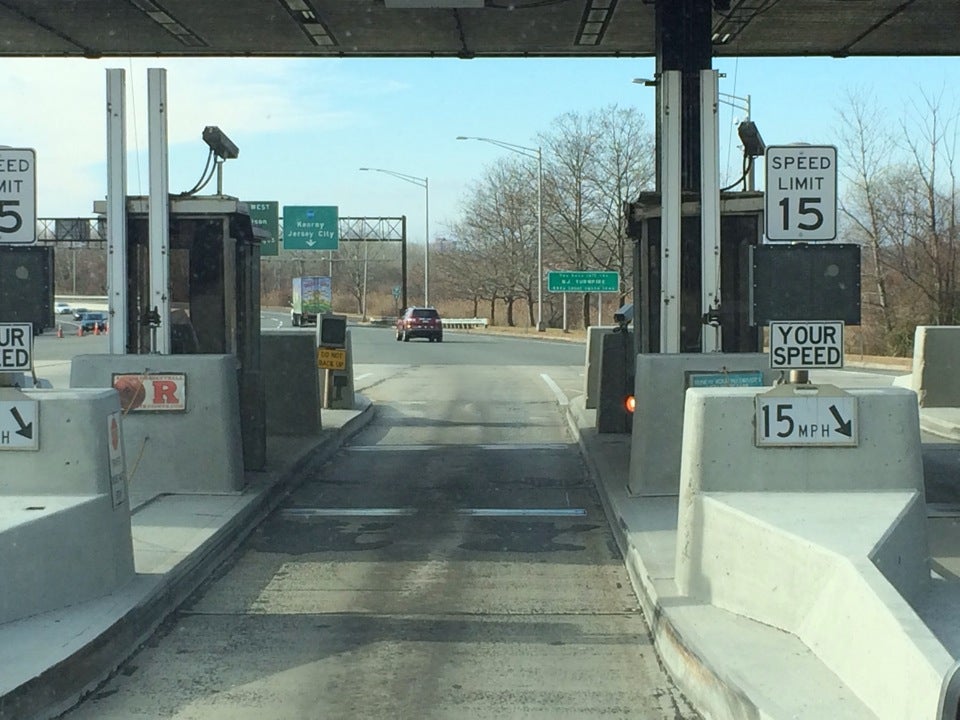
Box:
[547,270,619,293]
[282,205,339,250]
[247,200,279,257]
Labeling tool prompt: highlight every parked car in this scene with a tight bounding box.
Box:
[80,312,108,332]
[72,307,89,321]
[55,301,72,315]
[396,306,443,342]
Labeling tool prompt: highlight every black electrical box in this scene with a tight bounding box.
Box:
[0,245,55,333]
[319,313,347,348]
[750,243,861,325]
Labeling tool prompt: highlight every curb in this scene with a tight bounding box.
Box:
[1,399,376,720]
[563,402,762,720]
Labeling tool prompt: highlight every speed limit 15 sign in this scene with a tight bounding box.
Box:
[0,148,36,245]
[765,145,837,242]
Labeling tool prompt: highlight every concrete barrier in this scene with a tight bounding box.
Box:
[261,331,322,435]
[675,386,953,720]
[902,326,960,407]
[71,355,244,504]
[0,388,134,625]
[627,353,775,496]
[584,326,617,409]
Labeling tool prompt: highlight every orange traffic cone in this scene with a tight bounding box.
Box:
[56,325,63,338]
[94,324,100,336]
[104,322,109,335]
[77,325,83,337]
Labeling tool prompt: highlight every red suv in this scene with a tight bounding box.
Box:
[396,307,443,342]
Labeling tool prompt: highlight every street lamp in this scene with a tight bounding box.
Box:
[457,135,545,332]
[718,92,756,191]
[359,167,430,306]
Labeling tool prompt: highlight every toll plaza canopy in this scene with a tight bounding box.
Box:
[0,0,956,59]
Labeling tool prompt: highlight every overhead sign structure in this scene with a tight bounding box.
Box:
[0,148,36,245]
[769,321,844,370]
[247,200,279,257]
[0,323,32,372]
[547,270,619,293]
[0,398,39,450]
[755,385,857,447]
[765,145,837,242]
[283,205,339,251]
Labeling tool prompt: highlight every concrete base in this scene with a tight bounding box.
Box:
[627,353,775,496]
[262,331,322,436]
[71,354,245,504]
[675,386,951,720]
[584,326,617,409]
[0,388,134,626]
[0,495,135,626]
[904,326,960,407]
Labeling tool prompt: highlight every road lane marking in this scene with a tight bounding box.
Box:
[344,443,571,452]
[539,373,569,406]
[281,508,417,517]
[279,507,586,518]
[355,373,372,382]
[458,508,586,517]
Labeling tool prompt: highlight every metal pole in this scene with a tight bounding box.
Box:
[424,177,430,306]
[660,69,682,353]
[362,239,369,321]
[105,68,128,354]
[746,94,756,191]
[537,148,544,331]
[147,68,170,354]
[700,69,721,353]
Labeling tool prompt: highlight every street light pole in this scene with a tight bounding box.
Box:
[359,167,430,305]
[457,135,544,331]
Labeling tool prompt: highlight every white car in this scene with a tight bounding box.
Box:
[55,302,72,315]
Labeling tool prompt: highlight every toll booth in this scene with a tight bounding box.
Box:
[93,196,267,471]
[627,191,765,354]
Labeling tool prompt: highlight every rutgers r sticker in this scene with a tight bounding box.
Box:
[112,373,187,412]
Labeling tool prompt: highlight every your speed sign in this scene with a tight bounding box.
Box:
[0,148,36,245]
[765,145,837,242]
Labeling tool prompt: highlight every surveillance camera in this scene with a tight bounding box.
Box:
[202,126,239,160]
[613,303,634,325]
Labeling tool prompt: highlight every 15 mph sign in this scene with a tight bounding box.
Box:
[0,148,36,245]
[769,321,844,370]
[765,145,837,241]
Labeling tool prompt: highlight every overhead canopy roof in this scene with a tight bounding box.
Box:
[0,0,956,59]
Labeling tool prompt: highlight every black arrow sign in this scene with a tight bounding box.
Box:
[828,404,852,437]
[10,406,33,440]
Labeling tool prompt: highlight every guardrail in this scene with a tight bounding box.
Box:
[442,318,489,329]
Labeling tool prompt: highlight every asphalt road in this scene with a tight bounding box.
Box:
[57,320,700,720]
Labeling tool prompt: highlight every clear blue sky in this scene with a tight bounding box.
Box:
[2,54,959,246]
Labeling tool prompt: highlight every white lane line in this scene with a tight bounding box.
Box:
[355,373,372,381]
[539,373,569,407]
[345,443,571,452]
[458,508,586,517]
[281,508,417,517]
[279,507,586,518]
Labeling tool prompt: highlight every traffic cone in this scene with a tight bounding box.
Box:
[94,324,100,336]
[77,325,83,337]
[56,324,63,338]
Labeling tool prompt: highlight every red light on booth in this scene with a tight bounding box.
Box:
[625,395,636,413]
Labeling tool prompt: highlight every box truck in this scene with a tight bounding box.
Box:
[290,276,332,326]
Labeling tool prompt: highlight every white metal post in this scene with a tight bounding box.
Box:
[660,70,682,353]
[106,69,127,354]
[148,68,171,354]
[700,69,722,352]
[424,177,430,306]
[536,147,544,331]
